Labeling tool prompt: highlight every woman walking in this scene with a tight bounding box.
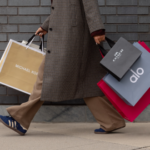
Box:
[0,0,125,135]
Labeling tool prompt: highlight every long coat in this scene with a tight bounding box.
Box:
[40,0,107,102]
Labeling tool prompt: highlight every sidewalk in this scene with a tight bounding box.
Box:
[0,122,150,150]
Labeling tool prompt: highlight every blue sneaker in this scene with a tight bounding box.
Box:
[94,128,106,134]
[0,115,27,135]
[95,126,125,134]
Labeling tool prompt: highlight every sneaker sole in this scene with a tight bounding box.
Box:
[0,118,25,136]
[94,131,107,134]
[94,126,125,134]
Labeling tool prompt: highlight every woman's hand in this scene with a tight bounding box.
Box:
[94,35,105,45]
[35,27,47,37]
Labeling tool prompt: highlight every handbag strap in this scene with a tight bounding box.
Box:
[105,37,115,48]
[98,37,115,57]
[39,34,44,51]
[26,32,44,52]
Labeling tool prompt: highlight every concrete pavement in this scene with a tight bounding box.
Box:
[0,122,150,150]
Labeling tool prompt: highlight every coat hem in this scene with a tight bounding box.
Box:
[40,92,105,102]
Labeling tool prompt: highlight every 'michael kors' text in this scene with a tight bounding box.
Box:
[15,64,38,75]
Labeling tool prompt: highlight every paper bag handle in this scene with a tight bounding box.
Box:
[98,37,115,57]
[26,32,44,52]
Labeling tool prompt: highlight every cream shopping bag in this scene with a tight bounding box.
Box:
[0,34,45,94]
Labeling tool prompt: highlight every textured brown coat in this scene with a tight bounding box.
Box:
[40,0,106,102]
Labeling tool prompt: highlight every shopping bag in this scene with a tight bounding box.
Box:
[22,41,47,53]
[22,34,47,53]
[99,37,142,81]
[98,79,150,122]
[138,41,150,53]
[0,34,45,95]
[97,42,150,122]
[103,42,150,106]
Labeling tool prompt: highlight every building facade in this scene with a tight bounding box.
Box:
[0,0,149,122]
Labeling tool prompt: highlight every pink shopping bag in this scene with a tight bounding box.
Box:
[97,42,150,122]
[98,80,150,122]
[138,41,150,53]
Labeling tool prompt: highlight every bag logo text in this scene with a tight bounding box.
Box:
[113,49,124,62]
[130,68,144,83]
[15,64,38,75]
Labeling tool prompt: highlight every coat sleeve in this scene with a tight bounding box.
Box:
[82,0,105,34]
[91,29,105,37]
[41,15,50,32]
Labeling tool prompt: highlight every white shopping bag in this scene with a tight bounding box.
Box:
[0,34,46,94]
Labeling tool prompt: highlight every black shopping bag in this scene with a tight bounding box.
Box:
[99,37,142,81]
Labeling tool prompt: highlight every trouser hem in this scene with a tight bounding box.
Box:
[6,108,30,130]
[101,122,126,132]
